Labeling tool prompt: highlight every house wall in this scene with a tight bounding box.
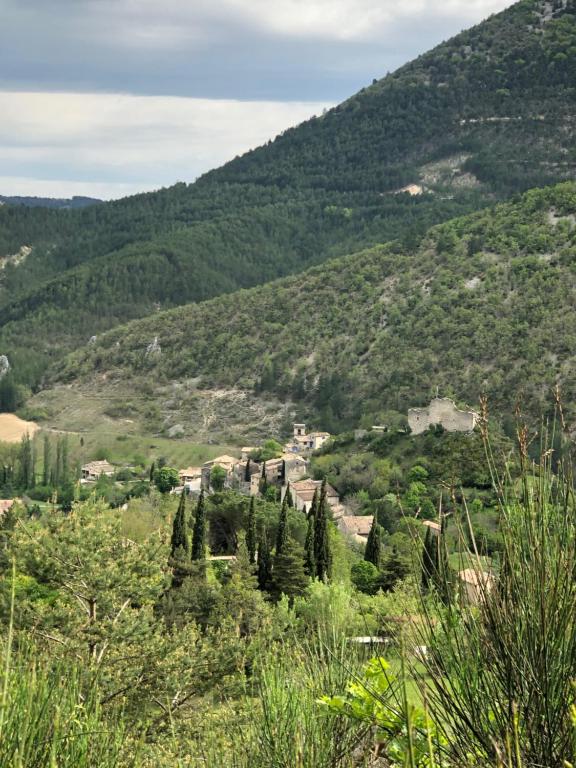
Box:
[408,398,477,435]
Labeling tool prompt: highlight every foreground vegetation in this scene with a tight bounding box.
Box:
[0,407,574,766]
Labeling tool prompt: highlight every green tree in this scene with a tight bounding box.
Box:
[154,466,179,494]
[304,513,315,577]
[191,491,207,561]
[17,433,34,490]
[284,482,294,507]
[275,497,288,557]
[364,517,382,568]
[210,465,227,491]
[246,496,257,565]
[42,435,51,487]
[272,538,309,602]
[257,534,273,592]
[170,490,189,559]
[314,481,332,581]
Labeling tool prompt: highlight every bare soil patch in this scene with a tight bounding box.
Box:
[0,413,39,443]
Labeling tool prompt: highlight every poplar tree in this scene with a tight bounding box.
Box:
[246,496,257,564]
[257,535,272,592]
[61,435,69,485]
[191,490,207,561]
[43,435,51,486]
[275,497,288,557]
[314,480,332,580]
[364,517,382,567]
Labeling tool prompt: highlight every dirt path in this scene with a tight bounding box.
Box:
[0,413,39,443]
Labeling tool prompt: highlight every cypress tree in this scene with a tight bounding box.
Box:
[42,435,51,487]
[364,517,382,567]
[272,538,309,602]
[304,513,315,576]
[244,458,251,482]
[149,461,156,483]
[246,496,257,565]
[314,480,332,581]
[308,488,319,520]
[257,534,273,592]
[191,490,207,561]
[170,489,189,558]
[285,482,294,508]
[276,497,288,557]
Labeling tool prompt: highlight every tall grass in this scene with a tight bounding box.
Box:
[0,566,131,768]
[418,409,576,767]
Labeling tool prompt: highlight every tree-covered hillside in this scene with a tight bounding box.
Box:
[1,0,576,392]
[52,183,576,432]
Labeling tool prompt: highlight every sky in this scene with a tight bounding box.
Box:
[0,0,513,200]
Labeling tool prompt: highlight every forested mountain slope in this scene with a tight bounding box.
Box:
[51,183,576,434]
[2,0,576,390]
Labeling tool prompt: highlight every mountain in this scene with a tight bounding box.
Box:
[41,182,576,439]
[0,195,102,210]
[2,0,576,391]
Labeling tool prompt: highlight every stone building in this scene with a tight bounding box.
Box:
[337,515,374,545]
[81,460,115,482]
[408,397,478,436]
[284,423,331,454]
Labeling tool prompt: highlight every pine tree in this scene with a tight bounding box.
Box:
[246,496,257,565]
[276,497,288,557]
[170,489,189,559]
[364,517,382,567]
[42,435,51,487]
[284,482,294,507]
[304,513,315,576]
[191,490,207,561]
[314,480,332,581]
[272,538,309,602]
[257,535,273,592]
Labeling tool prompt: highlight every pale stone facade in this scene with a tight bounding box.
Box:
[408,398,478,436]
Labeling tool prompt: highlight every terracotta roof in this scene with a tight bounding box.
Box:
[338,516,374,536]
[292,479,339,500]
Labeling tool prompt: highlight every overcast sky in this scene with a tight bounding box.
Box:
[0,0,513,200]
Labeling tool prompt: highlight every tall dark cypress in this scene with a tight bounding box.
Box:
[191,490,207,561]
[364,517,382,567]
[308,488,319,520]
[170,489,189,558]
[246,496,257,564]
[244,458,251,482]
[257,535,273,592]
[149,461,156,483]
[304,513,315,576]
[284,482,294,508]
[314,480,332,581]
[276,497,288,557]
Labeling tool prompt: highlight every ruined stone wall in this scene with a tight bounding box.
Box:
[408,398,477,435]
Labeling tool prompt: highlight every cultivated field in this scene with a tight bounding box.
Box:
[0,413,39,443]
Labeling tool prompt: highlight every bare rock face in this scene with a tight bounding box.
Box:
[88,335,97,345]
[146,336,161,357]
[0,355,10,379]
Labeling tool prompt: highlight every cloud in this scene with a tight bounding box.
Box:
[0,90,331,199]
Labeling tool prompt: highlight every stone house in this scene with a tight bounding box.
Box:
[201,455,239,491]
[284,423,331,454]
[458,568,494,605]
[81,460,115,482]
[178,466,202,494]
[408,397,478,436]
[288,479,342,517]
[337,515,374,545]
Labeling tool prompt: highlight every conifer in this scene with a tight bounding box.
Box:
[275,497,288,557]
[304,513,315,576]
[364,517,382,567]
[246,496,257,564]
[272,537,309,602]
[257,534,272,592]
[244,458,251,482]
[314,480,332,580]
[191,490,207,561]
[284,482,294,508]
[170,489,188,559]
[42,435,51,487]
